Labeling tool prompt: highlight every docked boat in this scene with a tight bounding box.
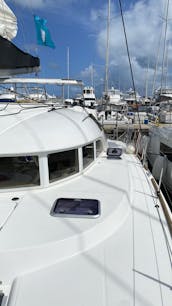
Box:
[99,87,129,127]
[0,89,15,102]
[154,87,172,103]
[123,88,141,107]
[103,87,121,104]
[0,101,172,306]
[144,125,172,197]
[72,86,97,109]
[158,101,172,123]
[82,86,97,108]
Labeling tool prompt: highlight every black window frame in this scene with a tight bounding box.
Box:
[50,197,100,218]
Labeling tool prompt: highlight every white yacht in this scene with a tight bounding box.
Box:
[144,126,172,197]
[82,86,97,108]
[0,102,171,306]
[99,87,129,126]
[158,101,172,123]
[103,87,122,105]
[0,92,15,103]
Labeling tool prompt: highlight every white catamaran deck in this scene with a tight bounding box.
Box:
[0,149,171,306]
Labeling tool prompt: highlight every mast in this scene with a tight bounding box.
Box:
[160,0,169,93]
[91,64,94,88]
[67,47,70,99]
[105,0,111,93]
[145,58,149,99]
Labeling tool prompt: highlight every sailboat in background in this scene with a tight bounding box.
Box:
[0,0,40,78]
[0,1,83,103]
[99,0,129,126]
[0,2,171,306]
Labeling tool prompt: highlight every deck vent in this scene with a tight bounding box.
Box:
[51,198,100,218]
[107,147,122,158]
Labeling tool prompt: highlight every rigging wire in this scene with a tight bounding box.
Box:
[118,0,142,133]
[0,102,66,116]
[0,84,50,106]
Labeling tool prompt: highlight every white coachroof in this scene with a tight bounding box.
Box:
[0,104,171,305]
[0,105,102,155]
[0,145,171,306]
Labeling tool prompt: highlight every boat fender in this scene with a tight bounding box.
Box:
[126,144,135,154]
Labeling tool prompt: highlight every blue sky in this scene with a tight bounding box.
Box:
[6,0,172,97]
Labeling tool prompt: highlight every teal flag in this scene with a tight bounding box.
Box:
[34,15,55,49]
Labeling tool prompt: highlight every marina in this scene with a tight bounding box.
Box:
[0,1,172,306]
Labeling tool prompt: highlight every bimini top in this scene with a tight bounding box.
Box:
[0,104,103,155]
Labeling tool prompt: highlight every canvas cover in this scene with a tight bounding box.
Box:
[0,0,17,40]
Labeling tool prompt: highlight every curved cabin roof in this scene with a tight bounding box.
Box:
[0,105,103,155]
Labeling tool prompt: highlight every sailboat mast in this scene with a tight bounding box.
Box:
[105,0,111,93]
[91,64,94,88]
[67,46,70,99]
[145,58,149,99]
[161,0,169,93]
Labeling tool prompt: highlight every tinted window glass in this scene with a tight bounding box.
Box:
[51,198,100,217]
[0,156,40,188]
[96,140,103,157]
[83,143,94,169]
[48,149,79,182]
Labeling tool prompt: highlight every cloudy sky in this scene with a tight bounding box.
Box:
[6,0,172,97]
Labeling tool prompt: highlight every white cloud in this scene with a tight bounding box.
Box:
[11,0,77,9]
[81,64,95,78]
[90,0,172,95]
[10,0,172,95]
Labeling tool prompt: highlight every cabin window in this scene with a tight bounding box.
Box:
[160,143,172,162]
[96,140,103,157]
[48,149,79,183]
[0,156,40,188]
[82,143,94,168]
[51,198,100,218]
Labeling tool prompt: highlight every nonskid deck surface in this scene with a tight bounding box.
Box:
[0,152,171,306]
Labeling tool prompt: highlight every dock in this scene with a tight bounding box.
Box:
[103,123,151,135]
[103,122,172,134]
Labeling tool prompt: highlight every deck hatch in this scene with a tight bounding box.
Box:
[51,198,100,218]
[107,147,122,158]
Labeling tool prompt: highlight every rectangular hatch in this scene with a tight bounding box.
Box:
[51,198,100,218]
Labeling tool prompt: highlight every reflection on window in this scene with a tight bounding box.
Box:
[83,143,94,169]
[48,149,79,183]
[0,156,40,188]
[96,140,103,157]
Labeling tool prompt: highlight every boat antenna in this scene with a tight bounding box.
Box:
[118,0,142,132]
